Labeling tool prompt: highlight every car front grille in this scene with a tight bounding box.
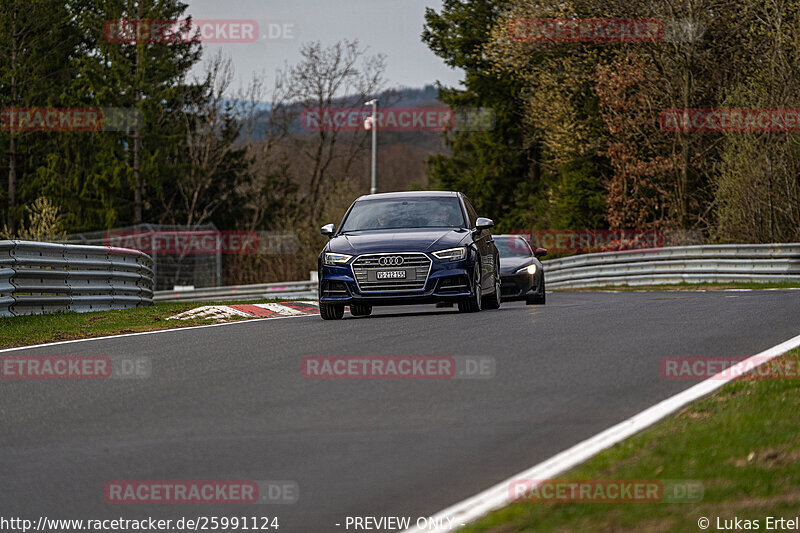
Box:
[352,252,431,293]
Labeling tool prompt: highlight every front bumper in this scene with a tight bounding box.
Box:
[500,271,543,301]
[318,256,475,306]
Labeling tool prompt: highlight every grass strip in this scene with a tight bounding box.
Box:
[0,300,306,349]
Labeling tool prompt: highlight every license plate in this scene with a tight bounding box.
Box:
[376,270,406,280]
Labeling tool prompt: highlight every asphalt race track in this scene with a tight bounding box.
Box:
[1,290,799,532]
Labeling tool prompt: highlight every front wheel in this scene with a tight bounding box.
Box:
[320,303,345,320]
[483,261,501,310]
[525,278,546,305]
[458,265,482,313]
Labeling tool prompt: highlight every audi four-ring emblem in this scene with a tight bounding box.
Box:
[378,256,404,266]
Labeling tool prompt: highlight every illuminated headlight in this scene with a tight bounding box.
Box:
[516,264,537,275]
[432,247,467,261]
[324,252,353,265]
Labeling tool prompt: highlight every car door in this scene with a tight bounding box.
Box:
[462,195,494,291]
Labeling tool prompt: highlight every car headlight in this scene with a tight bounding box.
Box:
[324,252,353,265]
[432,247,467,261]
[516,264,537,275]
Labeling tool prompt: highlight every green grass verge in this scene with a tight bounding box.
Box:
[0,300,298,349]
[460,349,800,532]
[553,281,800,292]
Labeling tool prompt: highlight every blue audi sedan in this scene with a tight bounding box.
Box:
[317,191,501,319]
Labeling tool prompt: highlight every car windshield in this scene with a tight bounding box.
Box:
[495,236,533,258]
[339,197,466,232]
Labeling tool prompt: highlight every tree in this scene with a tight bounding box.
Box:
[272,40,387,221]
[72,0,203,225]
[595,52,677,229]
[0,0,79,232]
[712,0,800,243]
[550,158,607,229]
[480,0,771,236]
[158,52,253,227]
[422,0,540,231]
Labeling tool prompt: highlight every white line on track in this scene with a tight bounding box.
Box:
[402,331,800,532]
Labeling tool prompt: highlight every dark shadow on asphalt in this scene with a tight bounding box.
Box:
[347,310,458,320]
[346,307,519,320]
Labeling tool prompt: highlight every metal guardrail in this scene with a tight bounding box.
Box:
[0,240,154,317]
[153,244,800,302]
[543,244,800,288]
[154,281,317,303]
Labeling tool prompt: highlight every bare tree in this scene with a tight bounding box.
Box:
[273,40,388,220]
[159,52,254,227]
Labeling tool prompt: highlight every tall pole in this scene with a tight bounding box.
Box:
[367,99,378,194]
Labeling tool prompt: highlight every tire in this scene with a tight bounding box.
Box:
[482,260,501,310]
[350,304,372,317]
[458,263,483,313]
[525,278,546,305]
[320,303,345,320]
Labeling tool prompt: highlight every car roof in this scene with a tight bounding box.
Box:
[354,191,460,201]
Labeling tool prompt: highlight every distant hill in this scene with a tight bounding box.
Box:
[236,85,446,146]
[230,85,451,191]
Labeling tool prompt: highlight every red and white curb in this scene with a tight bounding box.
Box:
[167,301,319,321]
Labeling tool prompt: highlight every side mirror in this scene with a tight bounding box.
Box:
[321,224,335,238]
[534,247,548,258]
[475,217,494,231]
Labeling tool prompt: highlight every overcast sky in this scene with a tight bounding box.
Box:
[182,0,465,96]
